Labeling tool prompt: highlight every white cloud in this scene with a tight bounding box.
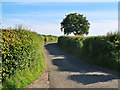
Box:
[1,24,14,29]
[15,2,39,5]
[88,20,118,36]
[26,20,118,36]
[2,2,118,36]
[6,19,24,22]
[2,19,25,26]
[5,10,117,28]
[83,11,117,20]
[2,20,118,36]
[29,24,63,36]
[6,10,117,21]
[7,11,64,18]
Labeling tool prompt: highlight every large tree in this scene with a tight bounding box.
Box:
[60,13,90,35]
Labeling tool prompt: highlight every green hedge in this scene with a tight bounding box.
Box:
[2,29,58,88]
[58,35,120,72]
[40,35,58,44]
[0,30,1,89]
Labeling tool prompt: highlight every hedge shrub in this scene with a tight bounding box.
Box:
[0,30,1,89]
[58,35,120,72]
[2,29,58,88]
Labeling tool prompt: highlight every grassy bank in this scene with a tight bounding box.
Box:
[2,29,58,88]
[58,35,120,72]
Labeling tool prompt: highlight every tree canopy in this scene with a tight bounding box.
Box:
[60,13,90,35]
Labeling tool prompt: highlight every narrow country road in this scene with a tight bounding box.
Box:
[43,43,119,88]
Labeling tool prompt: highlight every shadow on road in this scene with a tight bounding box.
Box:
[44,43,119,85]
[68,74,117,85]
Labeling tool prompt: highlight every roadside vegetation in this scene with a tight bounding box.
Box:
[58,34,120,72]
[59,13,120,73]
[1,27,58,88]
[1,12,119,88]
[0,30,2,89]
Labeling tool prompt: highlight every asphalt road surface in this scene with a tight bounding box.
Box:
[43,43,119,88]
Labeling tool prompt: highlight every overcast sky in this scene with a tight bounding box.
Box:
[1,1,118,36]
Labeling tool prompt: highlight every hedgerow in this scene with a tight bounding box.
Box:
[2,29,58,88]
[0,30,1,89]
[58,35,120,72]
